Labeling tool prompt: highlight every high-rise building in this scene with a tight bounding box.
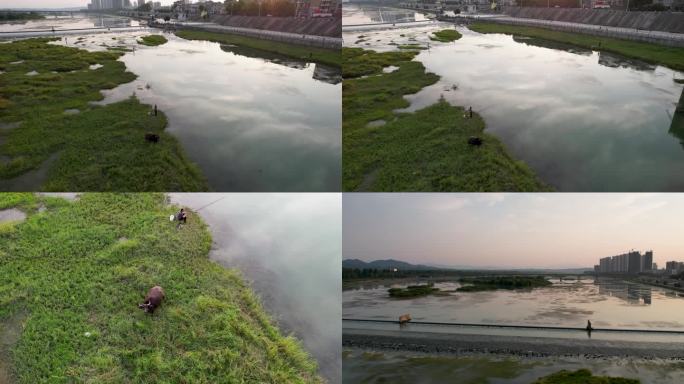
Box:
[627,251,641,274]
[642,250,653,272]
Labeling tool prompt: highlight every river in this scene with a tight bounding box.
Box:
[170,193,341,383]
[343,5,684,191]
[2,15,341,191]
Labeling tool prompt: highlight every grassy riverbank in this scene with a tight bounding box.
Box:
[0,193,320,383]
[342,47,549,191]
[137,35,168,46]
[0,38,207,191]
[457,276,552,292]
[469,22,684,72]
[175,29,341,68]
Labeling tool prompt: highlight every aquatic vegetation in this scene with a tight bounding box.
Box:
[397,44,428,50]
[0,38,207,191]
[175,29,341,68]
[342,47,549,191]
[457,276,552,292]
[388,283,439,298]
[533,369,639,383]
[469,22,684,72]
[137,35,168,46]
[0,193,320,383]
[430,29,462,42]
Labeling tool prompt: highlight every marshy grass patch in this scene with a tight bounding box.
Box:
[429,29,462,42]
[137,35,168,47]
[342,47,549,192]
[0,38,207,191]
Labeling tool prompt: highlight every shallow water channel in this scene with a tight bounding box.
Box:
[169,193,341,383]
[343,9,684,191]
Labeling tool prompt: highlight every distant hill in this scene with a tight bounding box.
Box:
[342,259,439,270]
[343,259,592,274]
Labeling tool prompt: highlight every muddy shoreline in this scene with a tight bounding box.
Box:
[343,328,684,360]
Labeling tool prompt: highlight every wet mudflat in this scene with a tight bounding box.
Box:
[343,9,684,191]
[169,194,341,383]
[342,348,684,384]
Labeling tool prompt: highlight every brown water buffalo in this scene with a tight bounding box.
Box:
[138,286,165,314]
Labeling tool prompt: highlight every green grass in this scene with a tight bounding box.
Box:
[457,276,552,292]
[0,193,321,383]
[175,29,341,68]
[342,47,549,192]
[533,369,639,384]
[429,29,462,42]
[137,35,168,46]
[469,22,684,72]
[0,38,207,191]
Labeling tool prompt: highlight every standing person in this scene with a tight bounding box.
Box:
[176,208,187,228]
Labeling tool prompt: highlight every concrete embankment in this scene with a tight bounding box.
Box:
[210,15,340,38]
[503,7,684,34]
[343,328,684,359]
[154,21,341,49]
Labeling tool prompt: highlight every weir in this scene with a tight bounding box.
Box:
[343,318,684,334]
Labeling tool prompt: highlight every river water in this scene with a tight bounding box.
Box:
[343,6,684,191]
[169,193,342,383]
[0,14,140,33]
[2,16,341,191]
[343,278,684,331]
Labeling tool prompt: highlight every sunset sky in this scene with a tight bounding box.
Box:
[343,193,683,269]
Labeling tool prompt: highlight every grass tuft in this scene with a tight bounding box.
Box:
[137,35,168,46]
[429,29,462,42]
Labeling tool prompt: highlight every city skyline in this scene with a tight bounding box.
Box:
[344,194,683,269]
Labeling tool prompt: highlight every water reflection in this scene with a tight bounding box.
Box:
[669,87,684,146]
[343,4,429,25]
[396,28,684,191]
[596,279,652,305]
[53,31,341,191]
[219,44,341,84]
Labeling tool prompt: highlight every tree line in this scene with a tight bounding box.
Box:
[0,12,45,21]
